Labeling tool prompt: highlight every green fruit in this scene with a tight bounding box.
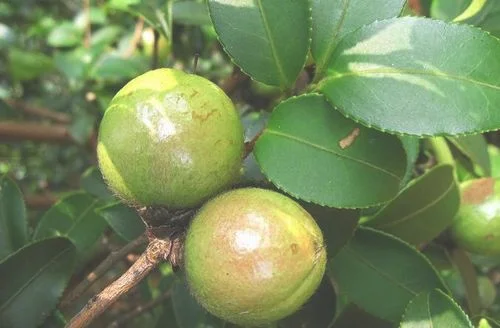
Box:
[97,68,244,208]
[451,178,500,255]
[184,188,327,326]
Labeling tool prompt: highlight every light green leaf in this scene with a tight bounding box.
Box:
[90,53,148,81]
[0,176,27,261]
[81,166,114,200]
[47,22,83,47]
[319,17,500,136]
[366,165,460,245]
[311,0,406,78]
[96,202,145,242]
[330,227,447,322]
[400,289,473,328]
[431,0,471,21]
[173,1,211,26]
[448,135,491,176]
[0,237,76,328]
[8,48,53,81]
[33,192,107,253]
[208,0,311,88]
[400,136,420,186]
[254,94,406,208]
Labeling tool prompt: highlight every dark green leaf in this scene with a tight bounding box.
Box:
[330,227,447,322]
[155,299,180,328]
[171,279,224,328]
[54,47,100,87]
[47,22,83,47]
[254,94,406,208]
[319,17,500,136]
[332,304,393,328]
[400,289,473,328]
[400,136,420,187]
[128,0,171,39]
[74,7,107,29]
[96,202,145,242]
[0,237,76,328]
[448,135,491,177]
[90,26,122,48]
[8,48,53,81]
[208,0,310,88]
[489,145,500,178]
[311,0,406,78]
[69,111,94,145]
[173,2,211,26]
[33,192,107,253]
[0,175,28,261]
[430,0,472,21]
[0,99,18,120]
[366,165,460,245]
[81,166,114,200]
[462,1,500,37]
[90,53,148,81]
[39,310,66,328]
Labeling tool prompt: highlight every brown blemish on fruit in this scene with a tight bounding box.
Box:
[290,243,298,254]
[192,109,217,122]
[462,178,495,204]
[339,128,360,149]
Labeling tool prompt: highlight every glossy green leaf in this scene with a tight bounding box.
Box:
[305,204,359,258]
[90,53,148,81]
[332,304,392,328]
[455,0,487,21]
[319,17,500,136]
[8,48,53,81]
[173,1,210,26]
[0,237,76,328]
[448,135,491,176]
[81,166,114,200]
[96,202,145,242]
[462,1,500,37]
[90,26,122,48]
[400,136,420,186]
[366,165,460,245]
[47,22,83,47]
[254,94,407,208]
[171,279,224,328]
[400,289,473,328]
[54,47,100,88]
[74,7,107,29]
[0,176,27,261]
[311,0,406,78]
[33,192,107,253]
[330,227,447,322]
[208,0,310,88]
[431,0,471,21]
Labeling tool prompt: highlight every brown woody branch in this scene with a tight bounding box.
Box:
[0,122,73,143]
[24,193,58,209]
[5,99,71,124]
[124,17,145,58]
[66,238,170,328]
[61,236,148,309]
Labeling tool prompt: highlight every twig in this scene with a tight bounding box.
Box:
[244,129,263,158]
[5,99,72,124]
[124,17,144,58]
[0,122,72,143]
[66,238,170,328]
[83,0,91,48]
[107,289,171,327]
[24,193,58,209]
[219,68,249,96]
[152,29,160,69]
[61,236,147,308]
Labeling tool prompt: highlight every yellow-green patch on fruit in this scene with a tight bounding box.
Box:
[184,188,327,326]
[451,178,500,255]
[97,68,244,208]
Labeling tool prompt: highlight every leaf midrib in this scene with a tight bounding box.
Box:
[265,128,402,181]
[323,68,500,91]
[0,246,71,313]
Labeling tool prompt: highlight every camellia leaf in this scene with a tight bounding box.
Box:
[254,94,406,208]
[448,134,491,176]
[462,0,500,37]
[47,22,83,48]
[81,166,114,200]
[430,0,471,21]
[173,1,211,26]
[0,175,28,261]
[311,0,406,78]
[96,202,145,242]
[33,192,107,253]
[319,17,500,136]
[332,304,392,328]
[208,0,310,88]
[0,237,76,328]
[330,227,447,322]
[366,165,460,245]
[400,136,420,187]
[400,289,473,328]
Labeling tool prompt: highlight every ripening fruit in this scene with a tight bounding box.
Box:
[450,178,500,255]
[184,188,327,326]
[97,68,244,209]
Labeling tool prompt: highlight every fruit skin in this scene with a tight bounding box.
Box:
[184,188,327,326]
[97,68,244,208]
[450,178,500,255]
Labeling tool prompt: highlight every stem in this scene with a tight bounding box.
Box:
[60,236,147,308]
[0,122,72,143]
[66,239,170,328]
[124,17,144,58]
[152,29,160,69]
[450,248,481,317]
[83,0,91,48]
[426,137,458,180]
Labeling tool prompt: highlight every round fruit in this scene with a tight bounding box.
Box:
[97,68,244,208]
[184,188,327,326]
[450,178,500,255]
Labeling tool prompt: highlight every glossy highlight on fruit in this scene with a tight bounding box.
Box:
[451,178,500,255]
[184,188,327,326]
[97,68,244,208]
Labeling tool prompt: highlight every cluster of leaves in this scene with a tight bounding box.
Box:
[2,0,500,327]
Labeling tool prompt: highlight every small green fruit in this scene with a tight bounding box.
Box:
[97,68,244,208]
[450,178,500,255]
[184,188,327,326]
